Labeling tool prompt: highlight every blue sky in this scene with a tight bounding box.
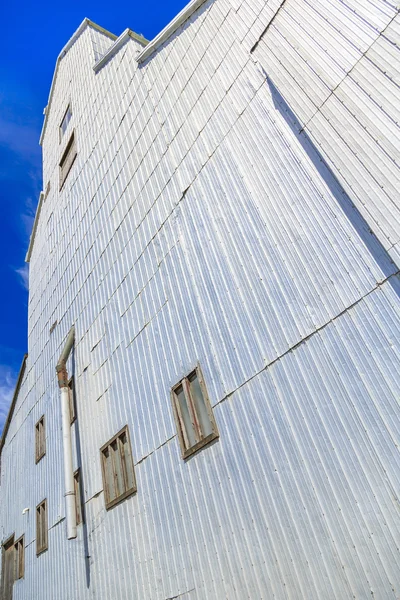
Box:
[0,0,188,434]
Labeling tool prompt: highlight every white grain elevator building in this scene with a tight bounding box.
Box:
[1,0,400,598]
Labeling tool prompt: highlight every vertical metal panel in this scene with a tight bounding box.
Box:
[253,0,400,263]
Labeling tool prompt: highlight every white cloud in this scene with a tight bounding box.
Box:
[0,366,17,436]
[0,116,42,194]
[21,196,36,240]
[11,196,36,289]
[15,264,29,290]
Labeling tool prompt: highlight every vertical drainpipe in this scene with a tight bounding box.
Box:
[56,325,77,540]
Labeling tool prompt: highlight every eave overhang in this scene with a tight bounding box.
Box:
[94,29,149,73]
[25,191,44,263]
[0,354,27,458]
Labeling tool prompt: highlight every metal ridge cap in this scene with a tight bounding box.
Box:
[93,29,149,73]
[25,191,44,263]
[39,18,118,146]
[136,0,208,64]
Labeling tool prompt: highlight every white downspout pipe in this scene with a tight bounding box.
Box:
[56,326,76,540]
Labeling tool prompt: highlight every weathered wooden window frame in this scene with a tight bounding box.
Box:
[74,469,84,525]
[100,426,137,510]
[35,416,46,463]
[68,376,76,424]
[171,365,219,459]
[14,535,24,580]
[36,500,48,556]
[59,104,72,142]
[59,130,77,189]
[1,534,15,596]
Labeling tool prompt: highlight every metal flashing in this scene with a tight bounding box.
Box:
[136,0,209,63]
[0,355,27,457]
[25,191,44,263]
[93,29,149,73]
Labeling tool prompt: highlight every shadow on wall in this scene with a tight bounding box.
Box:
[71,349,91,589]
[266,76,399,293]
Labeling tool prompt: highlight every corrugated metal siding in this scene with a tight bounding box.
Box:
[1,2,400,599]
[90,28,115,63]
[252,0,400,264]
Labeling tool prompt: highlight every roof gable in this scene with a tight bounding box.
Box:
[39,18,117,146]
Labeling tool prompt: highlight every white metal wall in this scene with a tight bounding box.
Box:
[1,1,399,599]
[252,0,400,266]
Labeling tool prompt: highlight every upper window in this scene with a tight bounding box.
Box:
[35,416,46,463]
[59,105,72,140]
[36,500,48,555]
[100,426,136,510]
[14,535,25,579]
[171,366,219,459]
[59,131,77,189]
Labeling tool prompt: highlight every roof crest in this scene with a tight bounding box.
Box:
[39,18,117,146]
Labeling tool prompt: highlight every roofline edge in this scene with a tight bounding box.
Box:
[136,0,209,64]
[0,354,28,457]
[93,29,149,73]
[25,191,44,263]
[39,18,118,146]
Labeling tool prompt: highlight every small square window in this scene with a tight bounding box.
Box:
[60,105,72,140]
[59,131,77,189]
[14,535,24,579]
[100,426,137,510]
[36,500,48,555]
[171,365,219,459]
[35,416,46,463]
[68,376,76,424]
[74,469,84,525]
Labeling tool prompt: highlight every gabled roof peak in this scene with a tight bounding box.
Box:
[93,28,149,73]
[39,18,118,145]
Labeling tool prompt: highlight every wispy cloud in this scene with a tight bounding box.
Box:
[12,198,33,290]
[0,365,17,436]
[15,264,29,290]
[21,196,37,242]
[0,116,42,200]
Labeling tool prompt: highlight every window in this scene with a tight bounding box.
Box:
[14,536,24,580]
[1,535,14,599]
[68,376,76,424]
[59,131,77,189]
[36,500,48,555]
[74,469,84,525]
[60,105,72,140]
[171,365,219,459]
[100,426,136,510]
[35,416,46,463]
